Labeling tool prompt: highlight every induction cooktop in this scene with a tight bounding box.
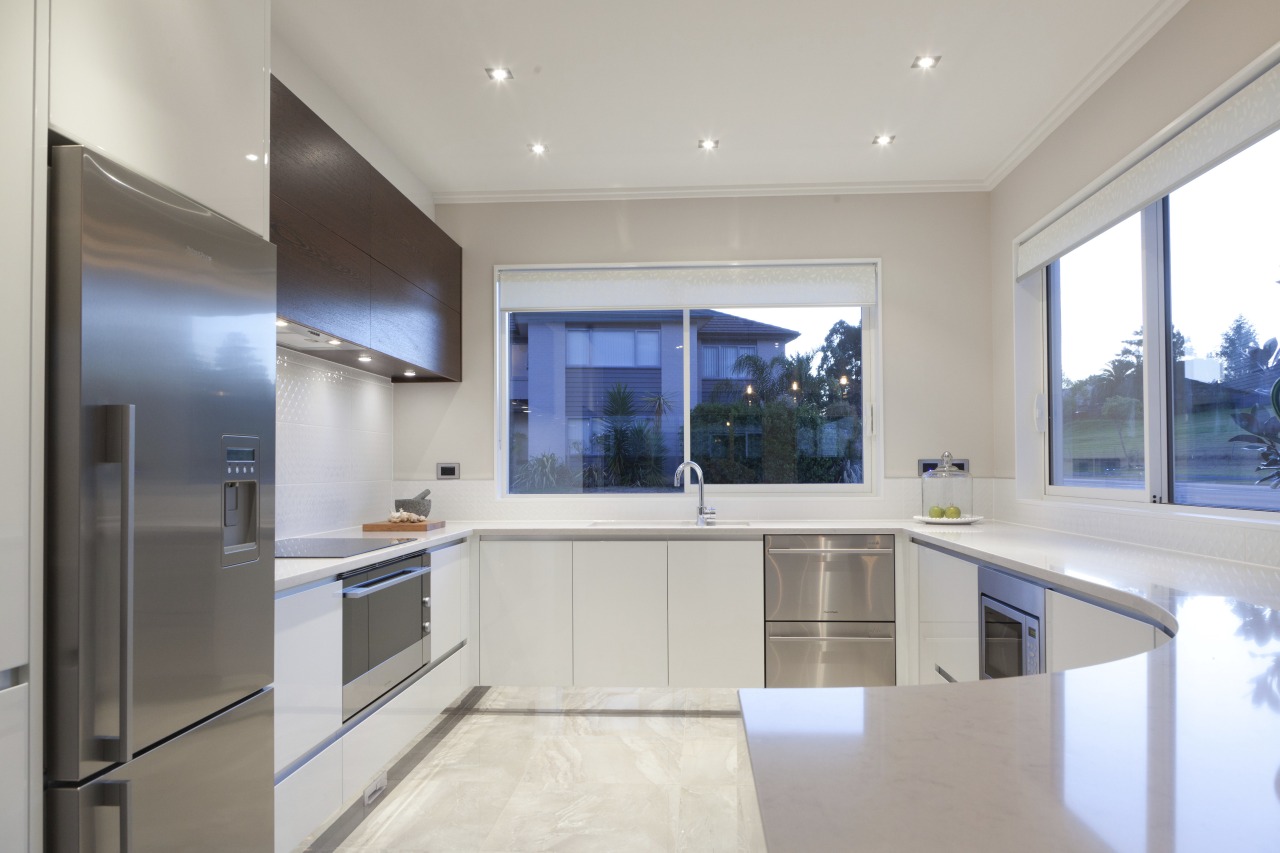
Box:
[274,537,417,559]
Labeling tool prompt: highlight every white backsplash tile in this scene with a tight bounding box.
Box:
[992,477,1280,569]
[388,476,968,524]
[275,348,393,538]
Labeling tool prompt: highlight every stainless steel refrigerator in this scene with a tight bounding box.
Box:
[46,146,276,852]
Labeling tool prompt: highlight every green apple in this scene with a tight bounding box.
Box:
[928,505,944,518]
[943,505,962,519]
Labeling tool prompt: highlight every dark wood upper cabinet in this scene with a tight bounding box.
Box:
[371,175,462,313]
[370,261,461,380]
[270,77,373,255]
[271,194,371,347]
[270,76,462,381]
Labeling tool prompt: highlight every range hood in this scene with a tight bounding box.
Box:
[275,318,444,381]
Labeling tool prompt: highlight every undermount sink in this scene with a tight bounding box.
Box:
[588,520,751,527]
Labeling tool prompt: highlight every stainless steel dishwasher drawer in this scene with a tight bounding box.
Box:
[765,534,895,621]
[765,622,897,687]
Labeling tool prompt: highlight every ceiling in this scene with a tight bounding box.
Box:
[272,0,1187,204]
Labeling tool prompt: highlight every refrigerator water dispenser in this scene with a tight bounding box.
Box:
[222,435,261,567]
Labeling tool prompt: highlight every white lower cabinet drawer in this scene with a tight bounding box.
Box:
[341,655,464,804]
[275,740,342,853]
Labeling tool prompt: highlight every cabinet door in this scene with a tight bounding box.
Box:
[1046,590,1156,673]
[370,261,462,379]
[919,626,979,684]
[0,684,27,853]
[370,174,463,312]
[49,0,269,236]
[480,540,573,686]
[572,541,668,687]
[668,540,764,688]
[429,541,468,660]
[275,581,344,774]
[916,546,979,683]
[0,0,33,678]
[272,195,372,345]
[270,76,373,253]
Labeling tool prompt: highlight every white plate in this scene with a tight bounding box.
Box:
[912,515,983,525]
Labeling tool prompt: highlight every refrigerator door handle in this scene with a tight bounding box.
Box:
[107,404,136,763]
[99,779,133,852]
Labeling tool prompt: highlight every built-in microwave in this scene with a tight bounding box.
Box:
[978,565,1045,679]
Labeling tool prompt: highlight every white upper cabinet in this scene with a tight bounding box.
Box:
[49,0,270,236]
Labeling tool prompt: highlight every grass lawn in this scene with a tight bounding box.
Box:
[1062,409,1266,484]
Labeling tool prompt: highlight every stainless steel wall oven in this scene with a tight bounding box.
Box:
[978,565,1045,679]
[342,551,431,719]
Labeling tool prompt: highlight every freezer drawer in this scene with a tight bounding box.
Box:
[48,688,273,853]
[765,622,896,688]
[765,534,895,621]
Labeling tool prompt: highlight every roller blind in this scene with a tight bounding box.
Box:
[497,262,878,311]
[1016,56,1280,279]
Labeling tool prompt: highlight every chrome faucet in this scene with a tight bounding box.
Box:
[673,461,716,526]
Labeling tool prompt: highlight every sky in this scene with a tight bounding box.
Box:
[721,306,862,361]
[1057,128,1280,381]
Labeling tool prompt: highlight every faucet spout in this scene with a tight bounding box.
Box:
[673,461,715,525]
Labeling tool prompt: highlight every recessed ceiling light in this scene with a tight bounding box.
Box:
[327,338,342,346]
[404,370,417,377]
[872,134,895,146]
[698,139,719,151]
[911,55,941,70]
[486,67,513,81]
[357,355,372,363]
[275,318,288,328]
[529,142,547,155]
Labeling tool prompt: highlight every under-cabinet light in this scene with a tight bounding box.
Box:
[404,370,417,377]
[358,355,372,363]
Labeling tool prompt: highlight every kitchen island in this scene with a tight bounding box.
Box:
[740,522,1280,852]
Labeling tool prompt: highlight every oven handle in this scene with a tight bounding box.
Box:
[342,566,430,599]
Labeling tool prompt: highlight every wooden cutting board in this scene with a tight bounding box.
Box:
[361,520,446,532]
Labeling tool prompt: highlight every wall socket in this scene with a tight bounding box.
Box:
[363,771,388,805]
[436,462,460,479]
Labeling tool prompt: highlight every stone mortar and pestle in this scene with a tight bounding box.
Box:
[394,488,432,518]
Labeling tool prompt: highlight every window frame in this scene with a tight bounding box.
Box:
[1037,139,1280,514]
[494,260,882,500]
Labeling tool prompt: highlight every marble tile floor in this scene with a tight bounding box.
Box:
[304,687,768,853]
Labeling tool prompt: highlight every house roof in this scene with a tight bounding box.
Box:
[692,310,800,343]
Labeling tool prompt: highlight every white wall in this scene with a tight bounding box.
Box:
[270,36,436,220]
[396,192,993,514]
[275,349,394,538]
